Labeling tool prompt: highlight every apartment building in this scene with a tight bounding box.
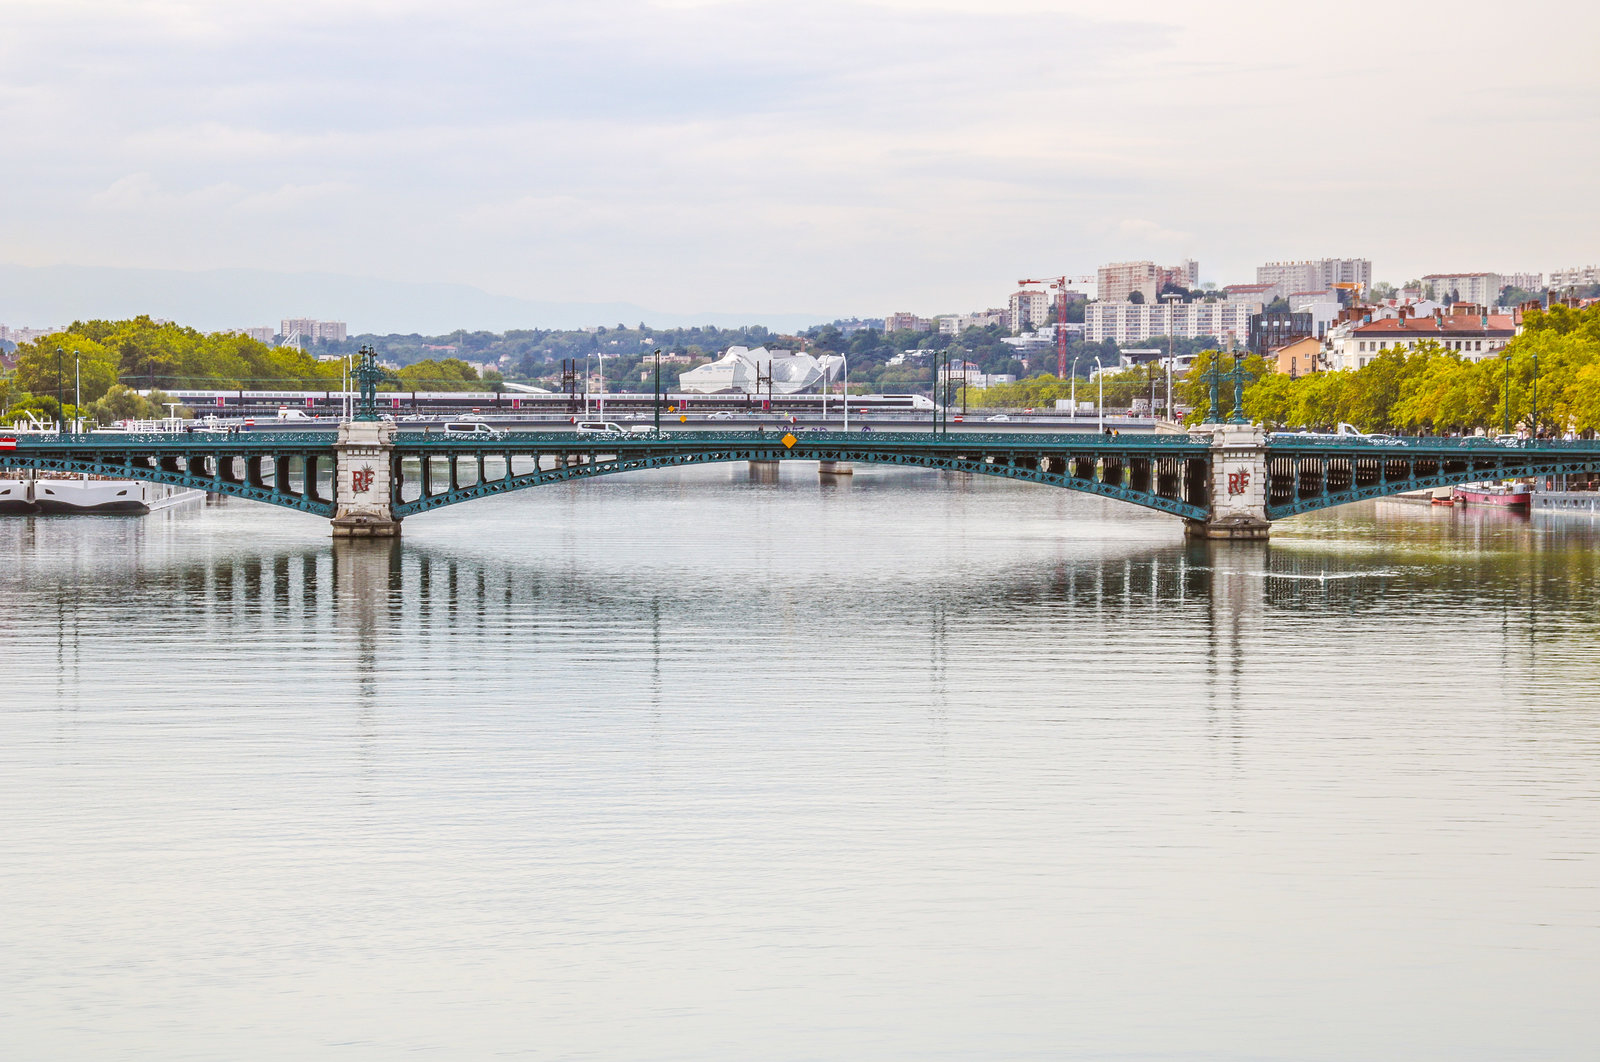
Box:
[1084,301,1252,345]
[1096,261,1162,304]
[0,324,61,345]
[1419,274,1499,306]
[1007,290,1052,332]
[1326,307,1517,371]
[1502,272,1544,292]
[938,309,1008,335]
[280,318,348,344]
[1256,258,1372,295]
[883,312,933,333]
[1550,266,1600,288]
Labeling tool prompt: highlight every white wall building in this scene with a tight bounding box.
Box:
[1502,272,1544,291]
[1324,309,1517,371]
[1084,301,1254,345]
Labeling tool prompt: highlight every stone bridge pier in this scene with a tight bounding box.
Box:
[331,420,401,537]
[1187,423,1271,540]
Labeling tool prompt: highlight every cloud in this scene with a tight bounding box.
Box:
[1,0,1596,322]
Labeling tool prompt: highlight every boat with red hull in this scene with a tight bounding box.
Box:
[1453,484,1531,508]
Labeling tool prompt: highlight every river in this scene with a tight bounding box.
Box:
[3,465,1597,1060]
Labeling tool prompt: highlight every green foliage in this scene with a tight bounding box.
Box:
[9,317,342,406]
[1198,302,1600,434]
[391,358,484,391]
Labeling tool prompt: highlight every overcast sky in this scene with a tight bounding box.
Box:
[2,0,1596,324]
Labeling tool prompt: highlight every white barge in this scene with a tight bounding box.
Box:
[0,478,205,515]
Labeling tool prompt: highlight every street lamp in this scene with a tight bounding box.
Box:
[74,349,81,433]
[55,346,63,431]
[1531,350,1539,439]
[1094,356,1104,432]
[1502,352,1511,436]
[1161,292,1184,420]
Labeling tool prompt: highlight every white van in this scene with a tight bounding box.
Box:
[442,421,503,437]
[573,421,628,434]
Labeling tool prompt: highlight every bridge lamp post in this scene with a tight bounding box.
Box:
[1531,351,1539,439]
[840,354,849,432]
[55,347,63,432]
[653,348,662,435]
[1094,356,1104,432]
[1502,353,1511,436]
[74,349,81,434]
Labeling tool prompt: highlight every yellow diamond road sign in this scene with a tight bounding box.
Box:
[781,432,798,449]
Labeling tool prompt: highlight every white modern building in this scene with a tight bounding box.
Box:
[1084,301,1254,345]
[678,346,843,395]
[938,309,1008,335]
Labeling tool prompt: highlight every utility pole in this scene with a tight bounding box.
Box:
[653,348,661,435]
[74,349,81,433]
[56,347,63,431]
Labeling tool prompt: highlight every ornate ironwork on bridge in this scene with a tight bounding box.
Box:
[4,424,1599,540]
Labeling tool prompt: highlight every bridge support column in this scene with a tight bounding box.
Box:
[1187,423,1271,541]
[818,460,853,475]
[332,420,401,537]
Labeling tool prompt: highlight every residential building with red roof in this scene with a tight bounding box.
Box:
[1326,307,1517,371]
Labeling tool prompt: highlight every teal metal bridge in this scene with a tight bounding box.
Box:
[4,427,1599,533]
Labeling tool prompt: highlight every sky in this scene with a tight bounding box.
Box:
[1,0,1596,330]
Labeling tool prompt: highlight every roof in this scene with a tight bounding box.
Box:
[1352,314,1515,337]
[1420,273,1496,280]
[1226,283,1275,292]
[1270,336,1322,353]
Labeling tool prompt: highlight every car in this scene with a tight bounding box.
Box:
[1493,433,1524,446]
[985,414,1011,422]
[707,410,736,420]
[573,421,628,434]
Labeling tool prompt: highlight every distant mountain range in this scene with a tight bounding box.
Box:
[0,264,829,336]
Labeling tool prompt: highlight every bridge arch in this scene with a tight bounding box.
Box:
[390,437,1213,522]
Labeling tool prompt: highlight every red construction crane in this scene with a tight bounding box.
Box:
[1018,275,1094,378]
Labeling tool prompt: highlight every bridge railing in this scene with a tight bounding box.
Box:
[1266,434,1600,452]
[392,429,1204,449]
[5,432,337,448]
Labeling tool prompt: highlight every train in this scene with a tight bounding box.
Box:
[141,388,937,419]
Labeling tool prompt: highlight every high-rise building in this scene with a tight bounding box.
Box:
[1501,272,1544,292]
[1419,273,1500,306]
[279,318,348,344]
[1256,258,1372,295]
[1007,290,1051,332]
[1097,261,1162,304]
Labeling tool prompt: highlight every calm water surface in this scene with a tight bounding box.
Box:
[3,465,1598,1061]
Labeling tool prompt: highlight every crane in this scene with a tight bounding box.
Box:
[1018,275,1095,379]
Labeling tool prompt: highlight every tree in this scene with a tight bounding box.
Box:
[13,335,120,405]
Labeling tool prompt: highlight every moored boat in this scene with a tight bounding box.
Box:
[1453,483,1531,508]
[27,479,205,515]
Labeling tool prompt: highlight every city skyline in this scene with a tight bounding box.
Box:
[1,0,1595,327]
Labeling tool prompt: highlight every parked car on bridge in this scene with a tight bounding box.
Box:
[574,421,628,434]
